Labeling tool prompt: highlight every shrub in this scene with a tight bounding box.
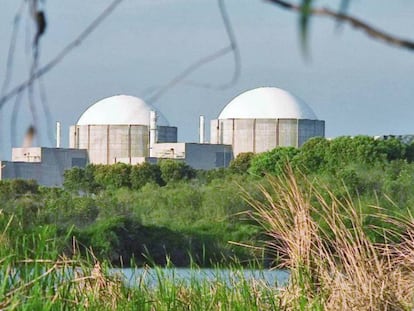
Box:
[229,152,255,174]
[130,162,164,189]
[249,147,299,176]
[159,159,195,183]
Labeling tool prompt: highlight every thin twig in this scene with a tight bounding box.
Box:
[146,46,233,103]
[184,0,241,90]
[1,0,26,97]
[0,1,26,157]
[0,0,124,110]
[146,0,240,103]
[266,0,414,51]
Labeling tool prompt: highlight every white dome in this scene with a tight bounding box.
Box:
[77,95,169,126]
[218,87,318,120]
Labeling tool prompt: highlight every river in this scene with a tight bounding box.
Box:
[111,268,289,288]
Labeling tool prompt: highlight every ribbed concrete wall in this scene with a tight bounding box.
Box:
[254,119,278,153]
[234,119,254,156]
[211,118,325,156]
[210,120,220,145]
[278,119,298,147]
[69,124,177,164]
[220,119,234,146]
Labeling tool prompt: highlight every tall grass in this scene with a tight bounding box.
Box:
[5,170,414,309]
[247,170,414,310]
[0,255,280,310]
[0,230,123,309]
[0,210,279,310]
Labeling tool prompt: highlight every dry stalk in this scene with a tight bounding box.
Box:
[247,170,414,310]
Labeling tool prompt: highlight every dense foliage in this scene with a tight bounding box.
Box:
[3,136,414,267]
[1,162,262,267]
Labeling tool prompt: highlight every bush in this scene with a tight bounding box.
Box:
[229,152,255,174]
[159,159,196,183]
[130,162,164,189]
[94,163,131,189]
[249,147,299,176]
[0,179,39,200]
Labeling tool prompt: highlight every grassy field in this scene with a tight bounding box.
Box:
[3,172,414,310]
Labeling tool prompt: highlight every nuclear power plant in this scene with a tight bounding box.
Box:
[69,95,178,164]
[0,86,325,186]
[211,87,325,156]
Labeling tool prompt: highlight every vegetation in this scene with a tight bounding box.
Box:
[2,164,261,267]
[3,136,414,268]
[4,135,414,308]
[248,171,414,310]
[0,227,280,310]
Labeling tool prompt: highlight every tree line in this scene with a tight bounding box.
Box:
[2,135,414,266]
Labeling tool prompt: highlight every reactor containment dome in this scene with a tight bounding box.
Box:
[76,95,169,126]
[70,95,177,164]
[211,87,325,156]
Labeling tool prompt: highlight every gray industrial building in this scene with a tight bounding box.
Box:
[0,147,88,187]
[69,95,177,164]
[72,89,324,167]
[151,143,233,170]
[0,87,326,186]
[211,87,325,156]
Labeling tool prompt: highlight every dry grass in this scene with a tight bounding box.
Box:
[247,170,414,310]
[0,257,123,310]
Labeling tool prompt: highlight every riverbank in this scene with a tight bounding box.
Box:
[4,172,414,310]
[0,258,286,310]
[3,137,414,308]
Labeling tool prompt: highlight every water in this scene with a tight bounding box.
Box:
[111,268,289,288]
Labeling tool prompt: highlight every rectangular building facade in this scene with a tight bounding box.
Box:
[151,143,233,170]
[0,147,88,187]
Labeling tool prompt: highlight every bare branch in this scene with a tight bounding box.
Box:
[266,0,414,51]
[146,46,234,104]
[0,1,25,156]
[1,1,26,96]
[0,0,124,110]
[184,0,241,90]
[146,0,240,103]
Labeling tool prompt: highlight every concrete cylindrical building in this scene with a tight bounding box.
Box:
[210,87,325,157]
[69,95,177,164]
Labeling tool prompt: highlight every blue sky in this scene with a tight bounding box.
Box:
[1,0,414,159]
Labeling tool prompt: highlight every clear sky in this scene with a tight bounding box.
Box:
[1,0,413,159]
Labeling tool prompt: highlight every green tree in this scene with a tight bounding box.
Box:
[159,160,196,183]
[130,162,164,189]
[63,167,85,193]
[229,152,255,174]
[94,163,131,189]
[249,147,299,176]
[405,142,414,163]
[376,138,407,162]
[293,136,330,173]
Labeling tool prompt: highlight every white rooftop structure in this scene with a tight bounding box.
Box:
[218,87,318,120]
[77,95,169,126]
